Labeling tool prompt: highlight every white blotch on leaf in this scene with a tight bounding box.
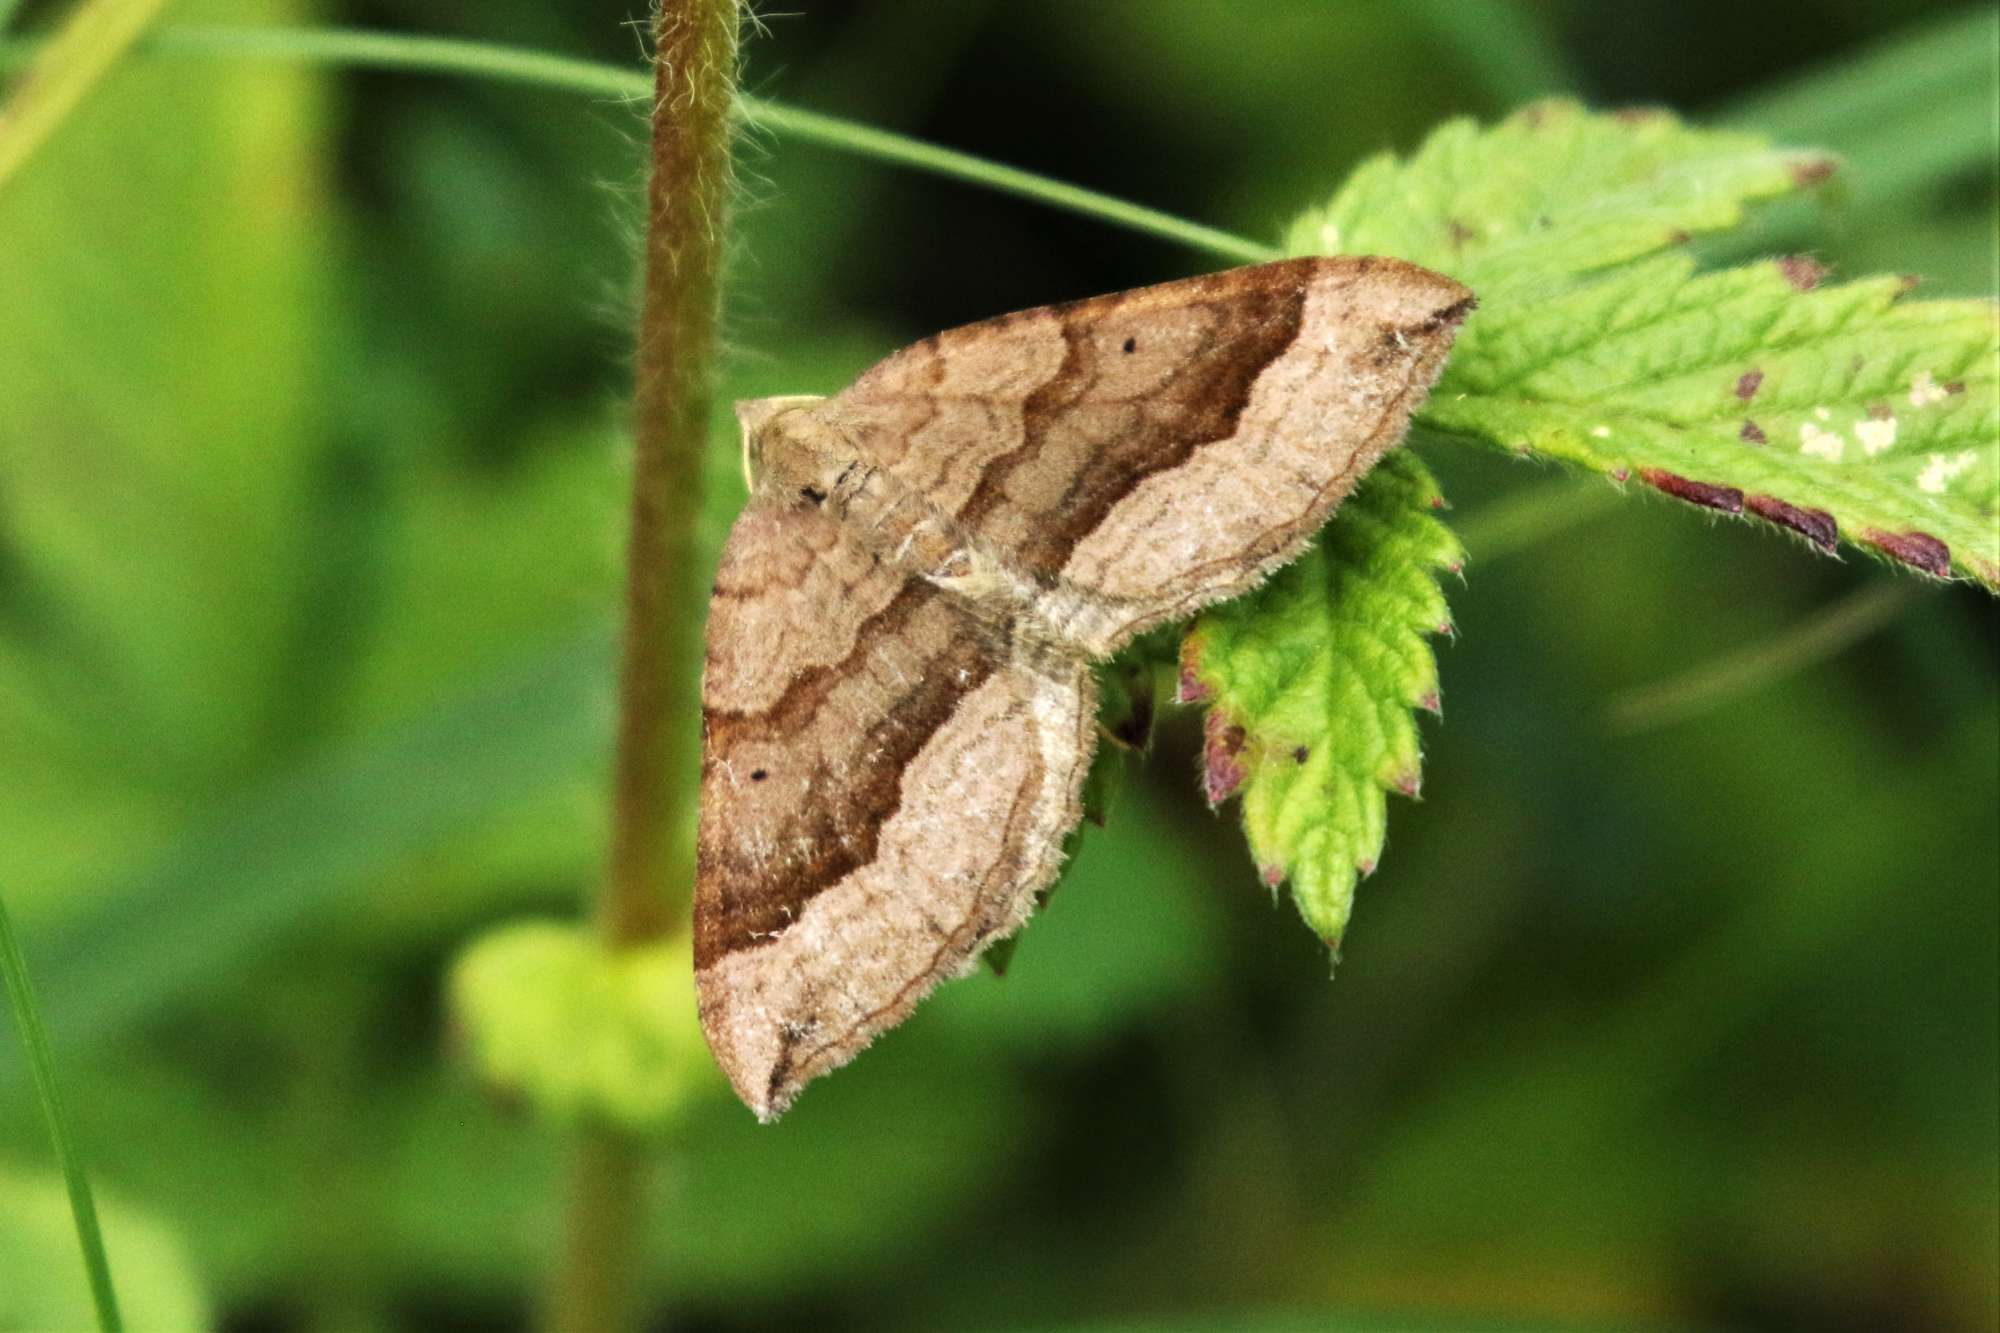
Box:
[1589,424,1611,438]
[1812,406,1832,422]
[1909,371,1950,407]
[1916,450,1979,494]
[1798,421,1844,461]
[1854,415,1898,456]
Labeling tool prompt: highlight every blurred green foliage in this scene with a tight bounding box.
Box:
[0,1,1994,1330]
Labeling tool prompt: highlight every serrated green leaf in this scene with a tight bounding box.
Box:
[1181,99,1837,943]
[1287,98,1829,303]
[448,920,719,1134]
[1181,452,1459,946]
[1425,255,1999,585]
[1193,98,1995,945]
[1295,99,2000,587]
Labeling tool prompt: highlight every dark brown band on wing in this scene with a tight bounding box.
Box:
[957,265,1313,579]
[695,580,998,966]
[767,661,1082,1105]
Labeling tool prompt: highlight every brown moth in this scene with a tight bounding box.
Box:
[696,256,1473,1120]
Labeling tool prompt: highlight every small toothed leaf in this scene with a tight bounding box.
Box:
[1181,452,1460,946]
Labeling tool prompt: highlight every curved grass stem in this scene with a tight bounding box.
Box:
[735,95,1277,262]
[1,893,123,1332]
[0,0,170,196]
[0,23,1273,262]
[1605,579,1917,733]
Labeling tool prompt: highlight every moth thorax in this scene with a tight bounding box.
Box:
[746,408,855,500]
[734,395,829,489]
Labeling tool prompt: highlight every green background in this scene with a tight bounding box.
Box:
[0,0,1994,1329]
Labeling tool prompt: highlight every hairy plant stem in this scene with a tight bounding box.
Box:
[550,1,738,1329]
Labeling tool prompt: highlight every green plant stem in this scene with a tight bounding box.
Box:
[0,0,170,196]
[0,23,1274,263]
[0,893,123,1332]
[551,1,739,1330]
[550,1132,648,1333]
[1605,579,1916,732]
[736,97,1276,262]
[132,22,644,96]
[1453,473,1625,564]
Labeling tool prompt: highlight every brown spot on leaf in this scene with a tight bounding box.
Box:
[1740,419,1767,444]
[1357,857,1377,878]
[1394,770,1421,798]
[1613,106,1668,124]
[1747,495,1837,552]
[1866,401,1893,420]
[1448,219,1476,249]
[1864,528,1951,577]
[1175,639,1211,704]
[1666,227,1691,245]
[1789,157,1837,188]
[1609,467,1630,484]
[1202,710,1248,805]
[1777,256,1827,291]
[1641,468,1744,514]
[1895,273,1921,296]
[1735,369,1763,400]
[1292,746,1310,764]
[1945,381,1966,395]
